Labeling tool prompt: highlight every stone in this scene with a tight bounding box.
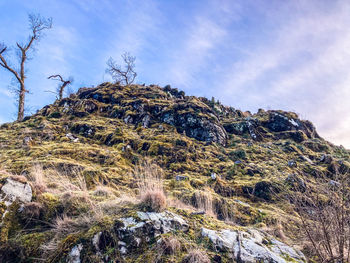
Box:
[23,136,33,146]
[285,174,306,192]
[66,133,79,143]
[176,175,188,181]
[142,114,151,128]
[67,243,83,263]
[201,227,306,263]
[288,160,297,167]
[211,173,217,180]
[0,178,32,204]
[329,180,340,188]
[115,211,188,255]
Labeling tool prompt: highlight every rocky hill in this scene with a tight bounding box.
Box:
[0,83,349,262]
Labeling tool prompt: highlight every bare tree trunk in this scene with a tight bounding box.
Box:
[17,83,26,121]
[0,14,52,121]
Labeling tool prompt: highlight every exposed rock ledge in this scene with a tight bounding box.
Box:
[202,227,306,263]
[85,211,306,263]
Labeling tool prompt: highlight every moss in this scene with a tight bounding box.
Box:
[0,202,21,243]
[38,192,62,221]
[18,232,51,258]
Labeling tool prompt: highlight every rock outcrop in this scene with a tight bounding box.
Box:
[202,227,306,263]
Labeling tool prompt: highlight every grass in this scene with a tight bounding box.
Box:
[134,160,167,212]
[0,83,347,262]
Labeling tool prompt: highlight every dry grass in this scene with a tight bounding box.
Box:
[141,189,167,212]
[192,189,214,217]
[29,164,47,193]
[182,249,210,263]
[9,175,28,184]
[93,185,113,197]
[134,160,167,212]
[21,202,43,219]
[157,236,181,256]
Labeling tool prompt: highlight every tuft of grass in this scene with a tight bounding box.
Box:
[157,235,181,257]
[134,160,167,212]
[182,249,210,263]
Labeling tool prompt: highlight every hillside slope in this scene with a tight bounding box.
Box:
[0,83,349,262]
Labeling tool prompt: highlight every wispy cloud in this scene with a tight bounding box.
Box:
[216,0,350,147]
[163,0,240,90]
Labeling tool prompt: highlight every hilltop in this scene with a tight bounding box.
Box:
[0,83,349,262]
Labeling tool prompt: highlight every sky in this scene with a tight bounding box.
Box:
[1,0,350,147]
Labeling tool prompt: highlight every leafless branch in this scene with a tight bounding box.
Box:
[293,168,350,263]
[48,74,73,100]
[0,13,52,121]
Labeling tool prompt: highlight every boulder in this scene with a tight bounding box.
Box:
[201,227,306,263]
[0,178,32,204]
[115,211,188,255]
[67,243,83,263]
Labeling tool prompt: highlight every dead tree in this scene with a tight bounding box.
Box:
[293,170,350,263]
[48,74,73,100]
[0,14,52,121]
[106,52,137,85]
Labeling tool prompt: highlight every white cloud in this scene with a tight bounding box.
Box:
[217,1,350,147]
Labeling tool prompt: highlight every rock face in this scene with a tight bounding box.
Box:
[224,110,319,143]
[115,211,189,255]
[41,84,229,145]
[87,211,305,263]
[201,227,306,263]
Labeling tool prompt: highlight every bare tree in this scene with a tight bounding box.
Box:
[293,170,350,263]
[106,52,137,85]
[48,74,73,100]
[0,14,52,121]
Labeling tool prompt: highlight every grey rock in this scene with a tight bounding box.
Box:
[66,133,79,143]
[176,175,188,181]
[201,227,306,263]
[0,178,32,204]
[142,114,151,128]
[329,180,340,188]
[286,174,306,192]
[288,160,297,167]
[115,211,188,255]
[23,136,33,146]
[67,243,83,263]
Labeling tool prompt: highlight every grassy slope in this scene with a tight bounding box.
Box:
[0,83,349,262]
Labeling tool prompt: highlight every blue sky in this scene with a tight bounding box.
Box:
[1,0,350,147]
